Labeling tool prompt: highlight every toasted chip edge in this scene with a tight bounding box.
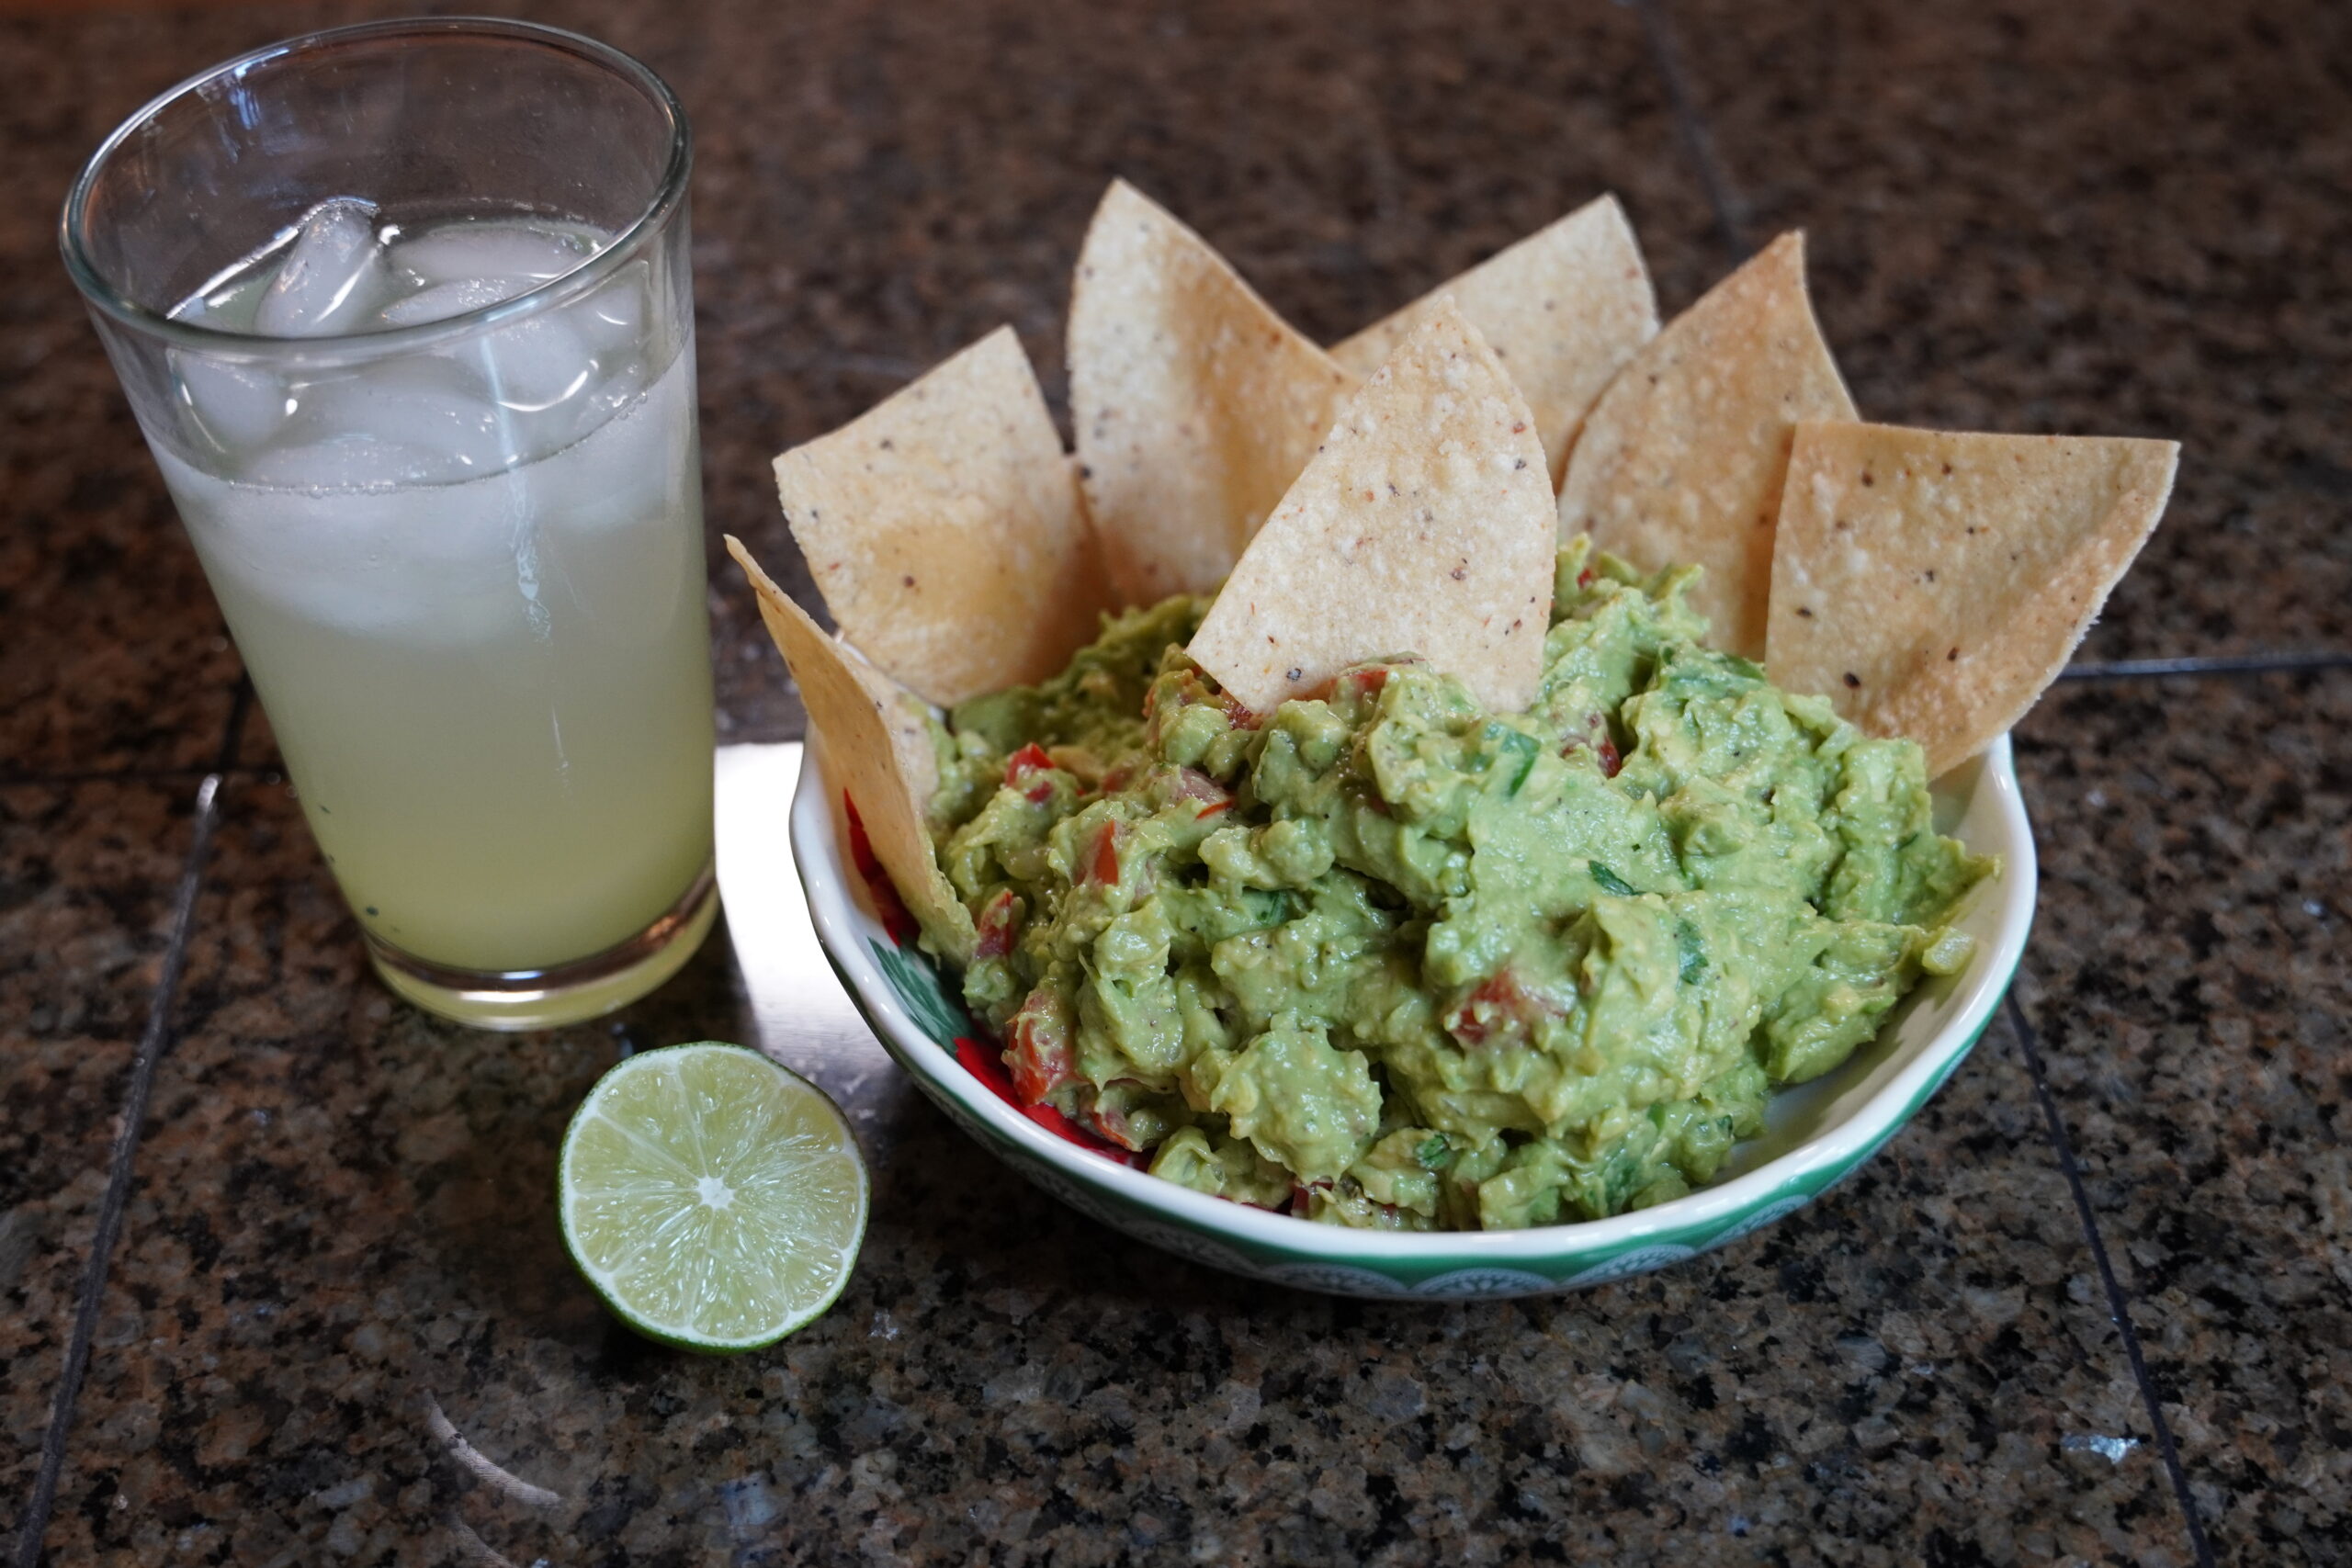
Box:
[725,535,975,963]
[1765,423,2180,777]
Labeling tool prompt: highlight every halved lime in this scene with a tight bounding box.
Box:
[558,1043,868,1354]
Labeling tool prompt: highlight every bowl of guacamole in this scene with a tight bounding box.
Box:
[789,547,2036,1298]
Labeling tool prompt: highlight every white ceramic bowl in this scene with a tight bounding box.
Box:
[791,736,2035,1299]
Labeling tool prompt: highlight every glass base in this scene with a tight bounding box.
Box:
[365,863,718,1031]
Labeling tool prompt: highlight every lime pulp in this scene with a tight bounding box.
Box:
[558,1042,869,1353]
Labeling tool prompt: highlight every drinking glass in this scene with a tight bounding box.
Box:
[62,18,718,1030]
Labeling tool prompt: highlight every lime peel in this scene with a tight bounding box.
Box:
[559,1042,868,1354]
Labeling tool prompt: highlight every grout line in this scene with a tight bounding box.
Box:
[2059,651,2352,681]
[8,680,248,1568]
[2004,992,2217,1568]
[10,776,223,1568]
[1628,0,1751,265]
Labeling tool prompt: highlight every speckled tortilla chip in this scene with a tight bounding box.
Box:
[774,327,1113,708]
[1187,303,1555,715]
[1766,423,2179,777]
[1331,195,1657,491]
[1559,231,1855,660]
[725,536,976,964]
[1069,180,1356,606]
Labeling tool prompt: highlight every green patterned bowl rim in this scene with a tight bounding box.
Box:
[787,733,2035,1295]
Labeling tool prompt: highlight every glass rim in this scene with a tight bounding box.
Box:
[58,15,693,367]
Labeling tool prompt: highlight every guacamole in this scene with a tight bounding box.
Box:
[914,541,1989,1231]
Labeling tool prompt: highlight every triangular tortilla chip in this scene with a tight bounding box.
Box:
[1069,179,1356,606]
[1766,422,2179,777]
[1558,231,1855,660]
[725,536,976,964]
[1186,303,1555,715]
[1331,194,1658,490]
[774,326,1114,707]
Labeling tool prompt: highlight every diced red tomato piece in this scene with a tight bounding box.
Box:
[1447,969,1566,1046]
[1004,742,1058,804]
[1004,742,1053,782]
[1170,767,1232,820]
[1083,820,1122,887]
[975,888,1021,960]
[1005,988,1079,1103]
[1562,715,1624,780]
[1080,1082,1152,1152]
[953,1037,1142,1167]
[1150,668,1261,736]
[842,793,918,946]
[1289,1180,1333,1219]
[1577,565,1598,590]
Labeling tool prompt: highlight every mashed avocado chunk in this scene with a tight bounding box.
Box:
[918,541,1991,1230]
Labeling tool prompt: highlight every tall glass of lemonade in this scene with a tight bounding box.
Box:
[63,20,717,1028]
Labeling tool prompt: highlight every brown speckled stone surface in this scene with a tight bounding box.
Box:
[1670,0,2352,665]
[2014,675,2352,1563]
[4,0,2346,1563]
[0,783,189,1514]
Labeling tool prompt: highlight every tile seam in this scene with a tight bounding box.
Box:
[1631,4,2222,1555]
[2004,992,2218,1567]
[2057,651,2352,681]
[8,680,247,1568]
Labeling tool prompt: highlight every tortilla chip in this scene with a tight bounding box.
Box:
[1186,303,1555,715]
[1558,231,1855,660]
[1766,422,2179,777]
[774,326,1113,708]
[725,536,976,963]
[1069,179,1357,606]
[1331,195,1657,490]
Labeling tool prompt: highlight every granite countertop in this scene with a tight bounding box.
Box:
[5,0,2346,1562]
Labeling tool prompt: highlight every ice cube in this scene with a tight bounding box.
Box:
[390,222,594,288]
[254,198,391,338]
[160,442,527,644]
[534,353,690,536]
[375,273,601,428]
[563,261,649,357]
[469,310,599,412]
[282,357,519,480]
[377,276,535,328]
[173,354,290,452]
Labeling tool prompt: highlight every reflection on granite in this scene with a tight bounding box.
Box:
[0,784,194,1510]
[2015,675,2352,1562]
[1670,0,2352,665]
[6,0,2347,1560]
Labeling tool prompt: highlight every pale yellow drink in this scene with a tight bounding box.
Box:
[161,354,712,970]
[153,214,715,994]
